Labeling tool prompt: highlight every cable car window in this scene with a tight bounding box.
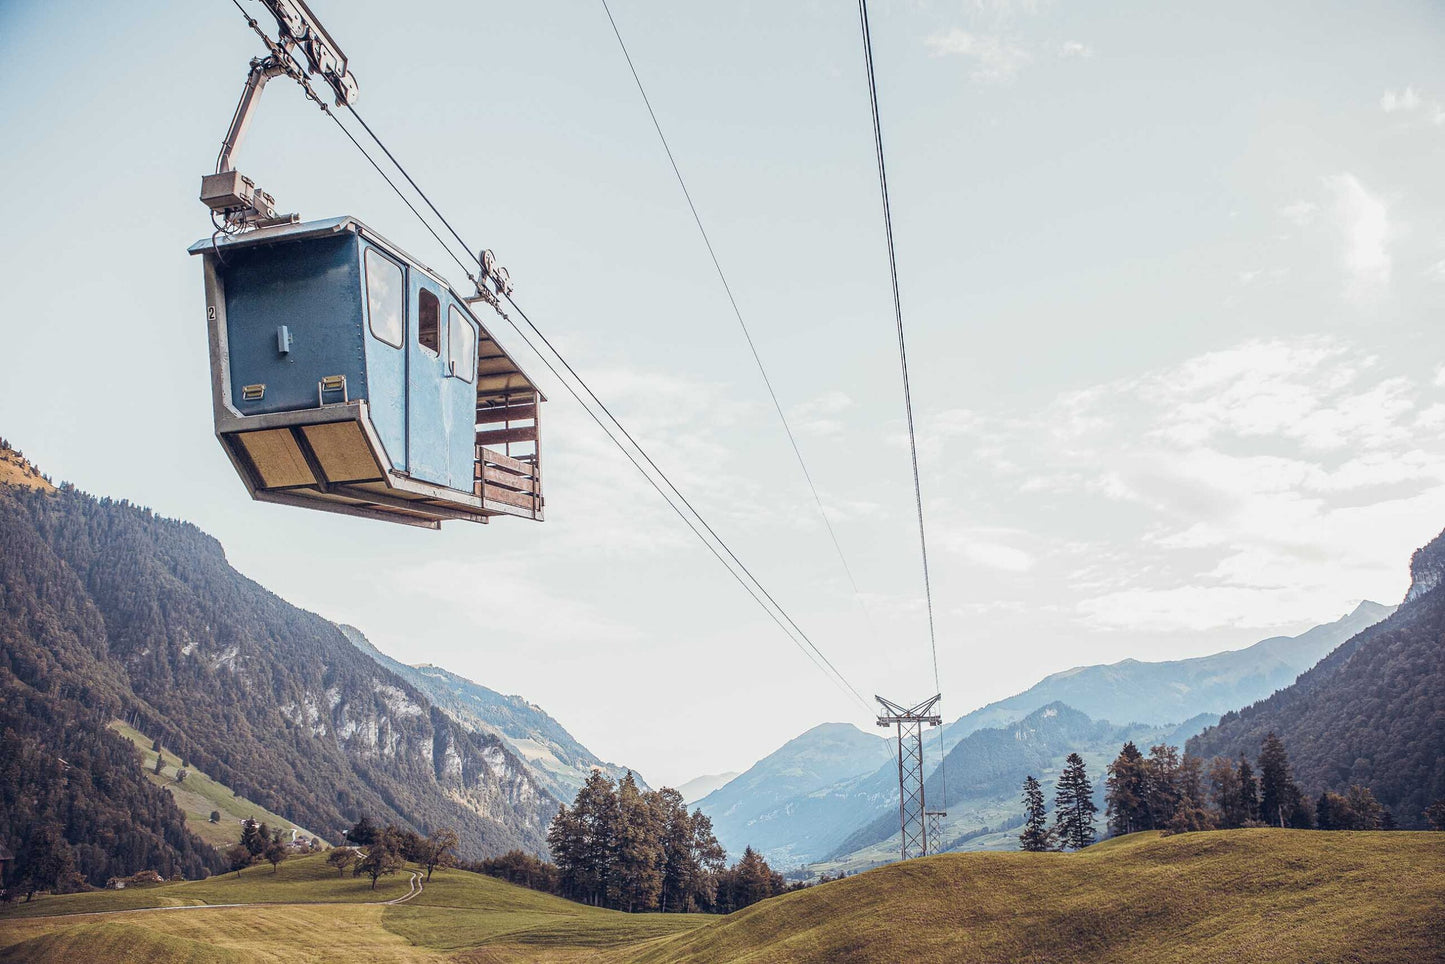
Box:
[363,248,404,348]
[418,289,440,355]
[448,306,476,380]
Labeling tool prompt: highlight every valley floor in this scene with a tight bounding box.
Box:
[0,831,1440,963]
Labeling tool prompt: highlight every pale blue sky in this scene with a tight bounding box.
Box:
[2,0,1443,787]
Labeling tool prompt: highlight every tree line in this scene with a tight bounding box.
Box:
[319,816,459,889]
[1020,732,1445,852]
[476,771,798,914]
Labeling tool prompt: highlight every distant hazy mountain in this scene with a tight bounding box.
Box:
[1189,528,1445,828]
[704,609,1391,870]
[942,601,1394,749]
[677,772,740,804]
[342,626,641,801]
[696,723,892,863]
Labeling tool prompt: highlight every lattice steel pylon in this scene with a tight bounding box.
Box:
[876,694,944,860]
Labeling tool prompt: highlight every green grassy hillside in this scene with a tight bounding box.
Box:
[107,721,321,849]
[1,833,1439,963]
[0,852,706,961]
[627,831,1445,964]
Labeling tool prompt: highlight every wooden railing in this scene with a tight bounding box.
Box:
[474,392,542,518]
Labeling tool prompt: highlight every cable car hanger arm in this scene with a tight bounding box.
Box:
[202,0,359,230]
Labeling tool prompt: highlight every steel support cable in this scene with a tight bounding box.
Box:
[597,0,880,644]
[218,1,870,710]
[332,107,869,712]
[856,0,948,808]
[327,120,873,714]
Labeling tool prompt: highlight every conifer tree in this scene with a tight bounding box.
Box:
[1019,775,1051,851]
[1257,733,1308,828]
[1105,742,1149,836]
[612,772,663,912]
[240,818,264,856]
[1053,753,1097,850]
[1236,755,1259,823]
[1143,744,1182,827]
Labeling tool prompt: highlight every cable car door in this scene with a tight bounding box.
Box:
[361,244,408,472]
[407,278,448,485]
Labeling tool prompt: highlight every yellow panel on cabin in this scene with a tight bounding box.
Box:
[238,429,314,489]
[300,421,382,483]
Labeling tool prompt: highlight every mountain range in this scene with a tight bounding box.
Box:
[698,602,1394,869]
[696,723,892,865]
[940,601,1394,750]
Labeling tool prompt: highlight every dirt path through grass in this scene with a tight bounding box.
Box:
[9,870,425,921]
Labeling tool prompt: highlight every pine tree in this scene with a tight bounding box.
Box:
[240,818,264,856]
[1143,744,1182,827]
[1106,742,1150,836]
[1019,775,1051,851]
[1053,753,1097,850]
[1257,733,1308,828]
[1236,755,1259,824]
[612,772,662,912]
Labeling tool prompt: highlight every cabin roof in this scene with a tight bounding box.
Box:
[189,216,544,404]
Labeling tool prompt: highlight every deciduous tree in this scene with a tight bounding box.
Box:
[263,839,287,874]
[358,829,405,890]
[420,828,458,882]
[326,846,357,877]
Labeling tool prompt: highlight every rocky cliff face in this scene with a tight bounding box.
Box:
[1405,527,1445,603]
[0,459,555,861]
[342,625,641,802]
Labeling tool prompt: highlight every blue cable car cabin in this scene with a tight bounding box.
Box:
[188,216,544,529]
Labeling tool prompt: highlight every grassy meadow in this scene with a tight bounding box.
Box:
[0,831,1440,962]
[107,720,320,849]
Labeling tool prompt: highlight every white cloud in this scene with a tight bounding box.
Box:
[925,30,1031,84]
[788,390,854,438]
[394,562,643,644]
[926,336,1445,634]
[1435,366,1445,388]
[1381,86,1421,113]
[1279,200,1318,226]
[1323,173,1390,298]
[1059,40,1093,59]
[941,529,1035,571]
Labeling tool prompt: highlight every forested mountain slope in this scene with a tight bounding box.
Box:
[342,625,639,800]
[0,448,556,880]
[1188,527,1445,827]
[0,486,220,884]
